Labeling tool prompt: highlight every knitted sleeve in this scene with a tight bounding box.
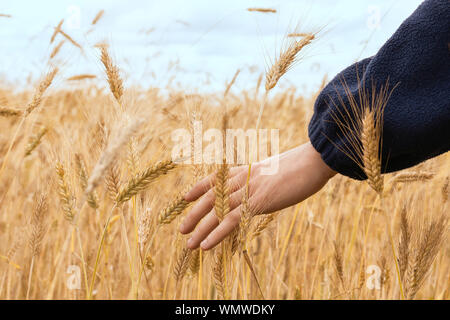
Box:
[308,0,450,180]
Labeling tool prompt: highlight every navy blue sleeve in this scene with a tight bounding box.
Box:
[308,0,450,180]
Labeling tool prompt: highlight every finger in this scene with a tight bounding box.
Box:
[228,188,245,211]
[184,174,214,202]
[200,206,242,250]
[229,165,246,177]
[180,189,215,234]
[227,170,247,191]
[181,172,247,234]
[186,210,219,249]
[184,165,246,202]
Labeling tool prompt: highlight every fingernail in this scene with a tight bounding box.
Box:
[200,239,209,249]
[187,237,194,247]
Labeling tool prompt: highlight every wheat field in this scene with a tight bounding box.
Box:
[0,11,448,301]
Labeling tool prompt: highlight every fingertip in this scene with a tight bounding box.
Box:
[186,237,197,249]
[179,215,197,234]
[180,224,194,235]
[184,191,194,202]
[200,239,210,250]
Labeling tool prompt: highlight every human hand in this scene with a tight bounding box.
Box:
[179,142,336,250]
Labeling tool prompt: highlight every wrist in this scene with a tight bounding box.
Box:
[304,142,337,180]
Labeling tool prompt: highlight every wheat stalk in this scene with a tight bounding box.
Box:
[361,104,405,298]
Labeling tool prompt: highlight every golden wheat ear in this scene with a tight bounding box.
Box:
[100,45,124,106]
[67,74,97,81]
[398,206,411,282]
[86,118,143,196]
[50,40,65,59]
[265,33,315,92]
[158,195,189,225]
[189,249,201,275]
[25,67,59,116]
[56,162,76,223]
[247,8,277,13]
[91,10,105,25]
[361,108,384,194]
[74,154,99,210]
[405,215,447,299]
[392,171,434,184]
[116,160,177,204]
[24,127,48,157]
[173,248,192,283]
[326,76,396,186]
[442,176,449,202]
[213,247,227,299]
[224,69,240,98]
[214,162,230,222]
[28,193,48,258]
[214,113,231,222]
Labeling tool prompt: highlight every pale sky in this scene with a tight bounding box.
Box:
[0,0,424,94]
